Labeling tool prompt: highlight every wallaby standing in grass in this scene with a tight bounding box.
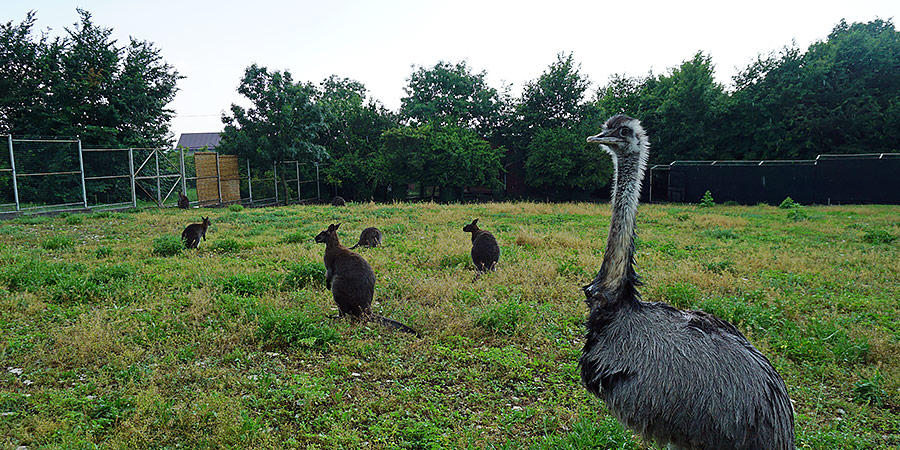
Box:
[315,223,417,335]
[331,196,346,206]
[350,227,383,250]
[178,192,190,209]
[182,216,210,249]
[463,219,500,273]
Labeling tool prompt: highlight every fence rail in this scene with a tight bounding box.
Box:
[0,135,326,216]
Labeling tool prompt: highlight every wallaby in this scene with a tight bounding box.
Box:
[182,216,210,249]
[331,196,346,206]
[350,227,383,250]
[314,223,417,335]
[177,191,190,209]
[463,219,500,272]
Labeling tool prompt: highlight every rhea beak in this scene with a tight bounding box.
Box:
[586,133,620,145]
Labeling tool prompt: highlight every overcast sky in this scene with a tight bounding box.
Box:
[3,0,899,143]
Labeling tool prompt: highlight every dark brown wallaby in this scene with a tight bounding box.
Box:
[349,227,383,250]
[314,223,417,335]
[177,191,190,209]
[463,218,500,272]
[331,196,346,206]
[182,216,210,249]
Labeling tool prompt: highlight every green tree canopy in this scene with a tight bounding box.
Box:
[0,9,180,147]
[218,64,327,167]
[316,75,397,200]
[400,61,502,137]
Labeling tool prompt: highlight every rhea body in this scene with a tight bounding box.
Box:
[182,216,210,249]
[580,115,794,449]
[350,227,383,250]
[463,219,500,272]
[315,223,417,334]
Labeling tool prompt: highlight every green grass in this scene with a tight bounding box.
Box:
[1,202,898,449]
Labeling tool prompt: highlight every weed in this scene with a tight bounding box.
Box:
[779,197,798,209]
[95,246,112,258]
[282,261,326,290]
[787,205,809,221]
[862,229,896,244]
[209,238,246,254]
[65,214,84,225]
[700,227,738,240]
[255,309,339,350]
[700,190,715,207]
[219,273,274,296]
[280,231,308,244]
[228,204,244,212]
[475,300,527,335]
[42,235,75,250]
[853,371,886,407]
[152,235,183,256]
[703,259,734,274]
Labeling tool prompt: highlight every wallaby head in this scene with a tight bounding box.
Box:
[201,216,210,229]
[315,223,341,245]
[462,219,480,233]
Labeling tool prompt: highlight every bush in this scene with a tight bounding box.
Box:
[228,204,244,212]
[65,214,84,225]
[853,371,886,406]
[787,206,809,222]
[152,235,183,257]
[475,301,526,335]
[282,261,326,290]
[699,190,715,207]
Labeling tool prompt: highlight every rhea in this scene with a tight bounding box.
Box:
[315,223,416,335]
[580,115,794,449]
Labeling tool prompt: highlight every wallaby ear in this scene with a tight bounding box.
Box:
[328,223,337,232]
[472,218,479,226]
[335,223,341,231]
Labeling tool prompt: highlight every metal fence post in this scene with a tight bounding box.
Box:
[296,161,300,202]
[77,139,88,208]
[315,162,320,200]
[129,148,136,207]
[179,146,186,196]
[274,163,278,204]
[247,160,253,205]
[155,149,161,206]
[8,135,19,212]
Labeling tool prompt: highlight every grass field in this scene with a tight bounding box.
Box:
[0,201,898,449]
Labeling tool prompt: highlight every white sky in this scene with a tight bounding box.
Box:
[3,0,899,144]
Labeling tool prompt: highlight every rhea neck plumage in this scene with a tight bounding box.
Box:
[585,141,649,306]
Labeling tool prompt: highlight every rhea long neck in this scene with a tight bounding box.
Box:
[586,144,647,304]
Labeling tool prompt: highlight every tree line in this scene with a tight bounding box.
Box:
[3,11,898,202]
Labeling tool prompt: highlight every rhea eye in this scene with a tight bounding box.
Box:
[619,127,632,137]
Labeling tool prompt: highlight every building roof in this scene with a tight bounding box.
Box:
[175,132,221,150]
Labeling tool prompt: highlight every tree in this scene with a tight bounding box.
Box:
[218,64,327,167]
[316,75,397,200]
[0,9,180,146]
[400,61,502,137]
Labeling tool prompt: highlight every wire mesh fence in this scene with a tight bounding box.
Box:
[0,135,328,216]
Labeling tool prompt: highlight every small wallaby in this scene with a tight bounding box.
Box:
[177,191,190,209]
[463,218,500,272]
[350,227,383,250]
[331,196,346,206]
[182,216,210,249]
[314,223,417,335]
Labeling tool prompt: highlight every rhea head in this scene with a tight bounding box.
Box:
[586,114,648,158]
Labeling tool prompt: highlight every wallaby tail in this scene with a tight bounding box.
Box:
[349,243,360,250]
[369,313,419,336]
